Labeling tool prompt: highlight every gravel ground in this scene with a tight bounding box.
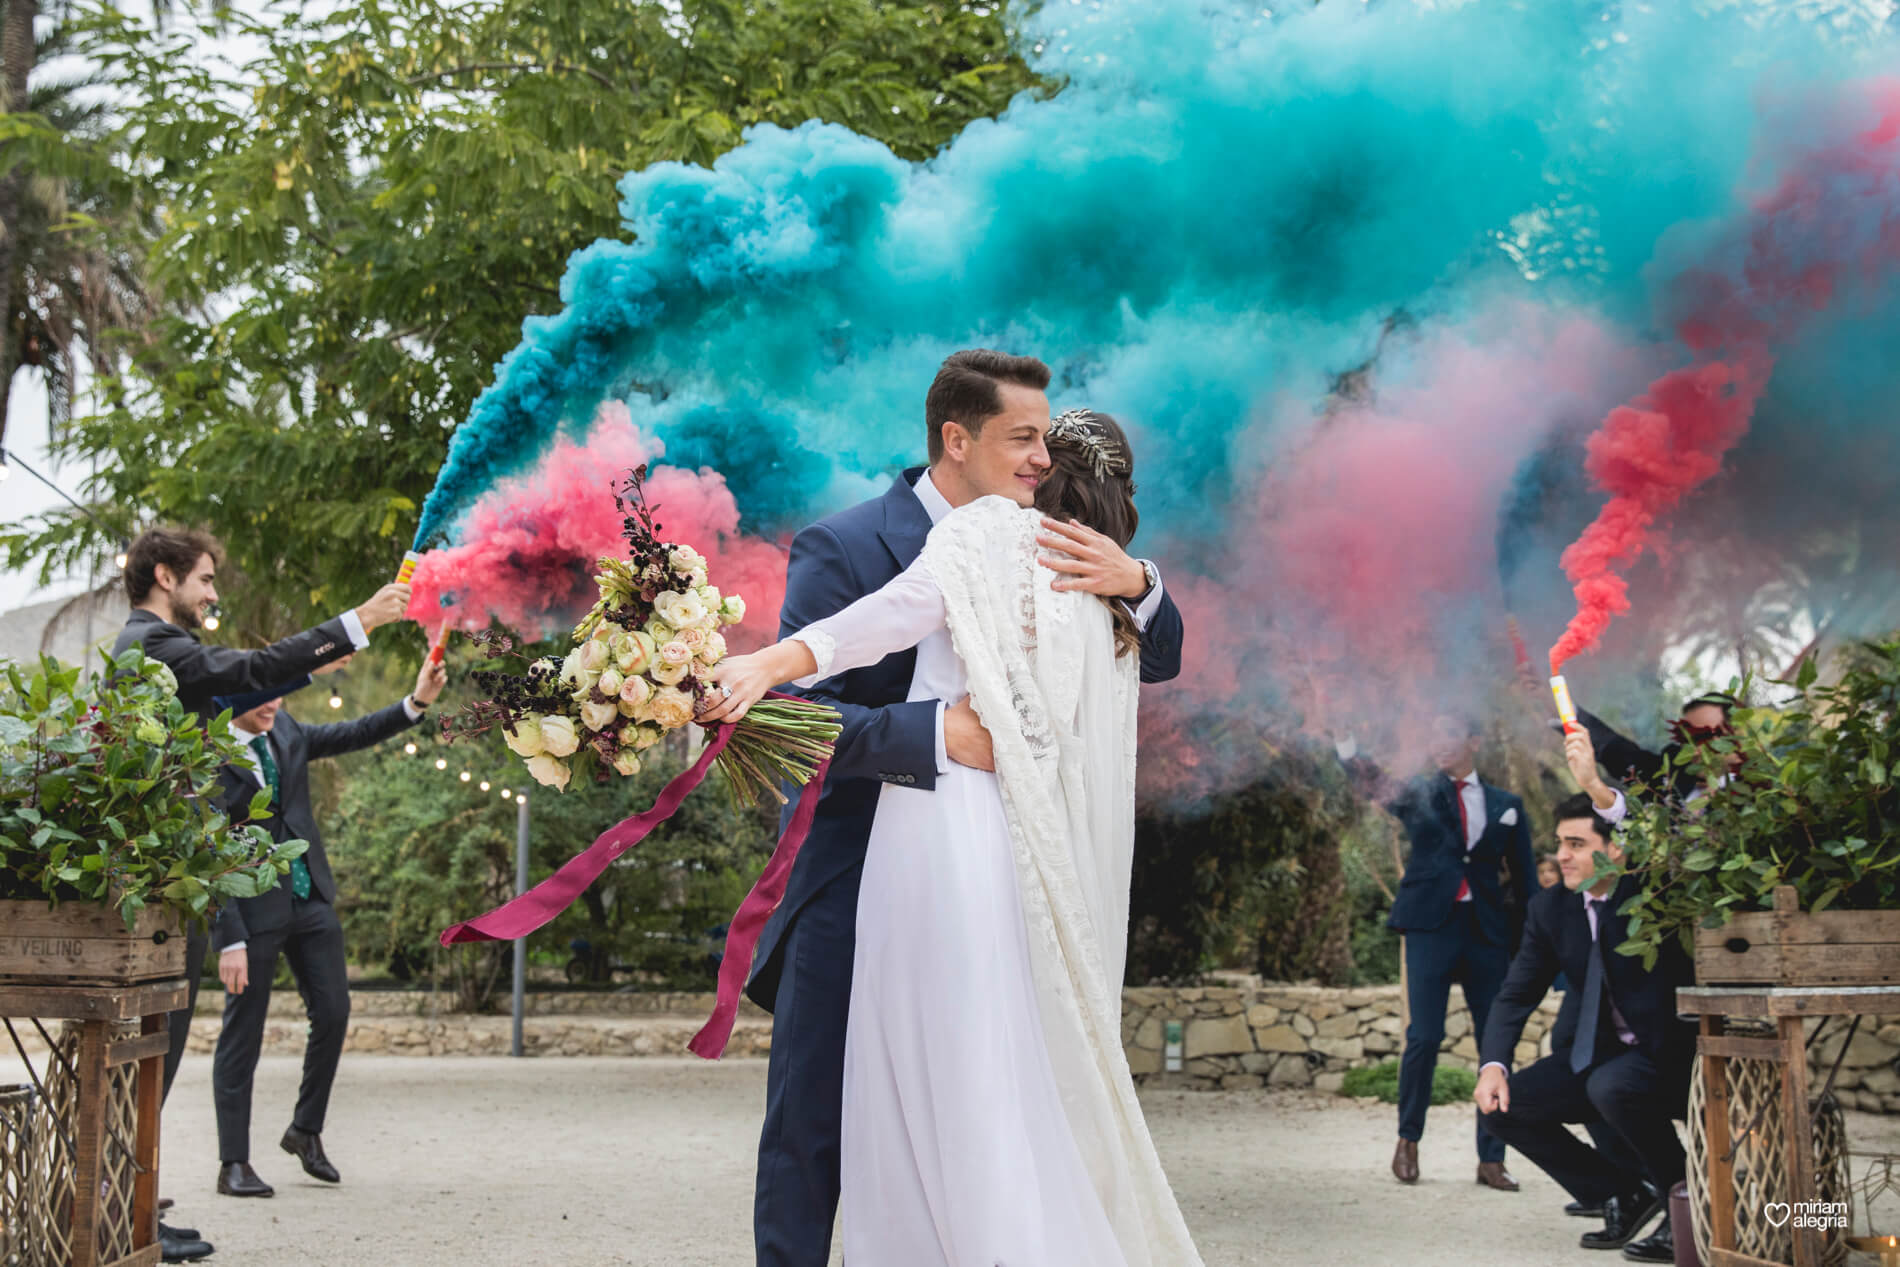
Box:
[12,1053,1898,1266]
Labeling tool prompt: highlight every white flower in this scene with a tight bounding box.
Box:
[652,590,687,626]
[698,632,727,664]
[525,753,571,791]
[669,545,707,581]
[144,661,178,696]
[614,632,655,675]
[578,639,611,672]
[650,659,690,687]
[611,750,642,777]
[580,698,619,732]
[503,717,546,758]
[646,686,696,729]
[590,621,625,643]
[596,667,624,698]
[671,592,708,628]
[538,715,580,758]
[696,584,722,611]
[719,596,747,626]
[568,670,601,702]
[629,725,663,751]
[618,675,652,708]
[617,696,647,720]
[659,640,692,667]
[644,615,676,644]
[677,625,708,653]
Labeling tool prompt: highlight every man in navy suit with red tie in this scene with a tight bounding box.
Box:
[1352,715,1536,1191]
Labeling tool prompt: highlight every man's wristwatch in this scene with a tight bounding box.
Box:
[1136,559,1160,600]
[407,694,429,713]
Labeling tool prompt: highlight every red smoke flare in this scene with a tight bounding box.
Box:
[405,406,788,647]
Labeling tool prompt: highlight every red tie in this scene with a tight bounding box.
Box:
[1453,778,1471,902]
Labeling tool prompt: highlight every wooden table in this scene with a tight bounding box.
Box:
[0,979,186,1267]
[1678,985,1900,1267]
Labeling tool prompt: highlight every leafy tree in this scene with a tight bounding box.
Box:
[4,0,1040,632]
[326,719,780,1010]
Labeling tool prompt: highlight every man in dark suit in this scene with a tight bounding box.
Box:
[1358,716,1535,1190]
[110,527,410,1257]
[207,655,444,1197]
[1476,784,1696,1263]
[746,349,1185,1267]
[1579,691,1739,803]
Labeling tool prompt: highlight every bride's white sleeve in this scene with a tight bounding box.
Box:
[789,559,947,686]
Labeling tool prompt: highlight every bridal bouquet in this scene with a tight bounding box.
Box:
[446,467,839,808]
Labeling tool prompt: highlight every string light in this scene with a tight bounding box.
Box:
[459,770,471,782]
[498,787,511,800]
[434,756,448,770]
[201,603,221,633]
[515,793,527,805]
[329,689,344,709]
[114,539,129,569]
[479,780,491,792]
[403,741,418,756]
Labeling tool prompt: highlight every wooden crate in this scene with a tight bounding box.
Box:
[0,901,185,986]
[1694,886,1900,987]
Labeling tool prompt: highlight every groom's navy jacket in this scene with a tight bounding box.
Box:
[744,467,1185,1009]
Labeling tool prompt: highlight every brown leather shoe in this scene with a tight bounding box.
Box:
[1392,1138,1420,1184]
[1476,1161,1520,1191]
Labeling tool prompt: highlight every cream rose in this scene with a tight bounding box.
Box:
[596,667,624,698]
[578,639,611,672]
[614,632,655,675]
[677,625,708,653]
[644,615,675,643]
[618,675,652,708]
[559,648,586,688]
[611,750,642,777]
[645,686,696,729]
[695,584,722,611]
[538,715,580,758]
[658,640,692,667]
[580,698,619,732]
[502,717,546,758]
[525,754,571,791]
[649,659,690,687]
[630,725,663,751]
[590,620,625,643]
[698,632,727,664]
[719,595,747,626]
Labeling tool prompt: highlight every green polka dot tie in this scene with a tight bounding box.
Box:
[250,735,310,901]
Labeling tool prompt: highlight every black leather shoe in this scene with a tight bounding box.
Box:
[216,1160,274,1198]
[1567,1199,1606,1217]
[1622,1215,1673,1262]
[160,1224,215,1262]
[1580,1190,1663,1250]
[159,1220,202,1240]
[281,1124,341,1183]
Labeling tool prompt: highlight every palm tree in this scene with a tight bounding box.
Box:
[2,14,152,452]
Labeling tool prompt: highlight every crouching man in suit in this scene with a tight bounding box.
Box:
[1474,782,1696,1262]
[208,655,446,1197]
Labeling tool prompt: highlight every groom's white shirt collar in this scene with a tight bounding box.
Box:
[915,466,953,526]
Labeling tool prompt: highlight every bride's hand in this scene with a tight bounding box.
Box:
[700,653,776,725]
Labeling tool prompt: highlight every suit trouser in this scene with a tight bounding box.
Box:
[211,897,352,1162]
[161,924,210,1104]
[754,865,860,1267]
[1478,1046,1689,1203]
[1398,904,1509,1163]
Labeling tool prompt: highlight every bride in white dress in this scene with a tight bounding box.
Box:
[709,411,1204,1267]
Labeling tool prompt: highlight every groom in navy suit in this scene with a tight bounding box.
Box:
[746,349,1186,1267]
[1354,716,1535,1191]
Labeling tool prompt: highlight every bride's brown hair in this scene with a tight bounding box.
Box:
[1034,410,1142,658]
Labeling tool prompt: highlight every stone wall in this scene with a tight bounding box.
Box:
[109,981,1898,1114]
[1121,983,1562,1094]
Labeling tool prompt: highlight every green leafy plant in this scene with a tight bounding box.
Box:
[1610,640,1900,968]
[0,649,308,930]
[1338,1060,1475,1106]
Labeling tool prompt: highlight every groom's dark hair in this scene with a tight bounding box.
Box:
[925,349,1052,464]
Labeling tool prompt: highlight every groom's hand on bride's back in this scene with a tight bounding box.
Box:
[945,697,995,771]
[1036,518,1148,598]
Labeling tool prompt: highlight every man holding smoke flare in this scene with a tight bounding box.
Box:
[111,526,412,1261]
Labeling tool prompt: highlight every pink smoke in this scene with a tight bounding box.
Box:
[406,404,787,647]
[1550,80,1900,670]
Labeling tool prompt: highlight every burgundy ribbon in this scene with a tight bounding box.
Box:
[438,699,829,1060]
